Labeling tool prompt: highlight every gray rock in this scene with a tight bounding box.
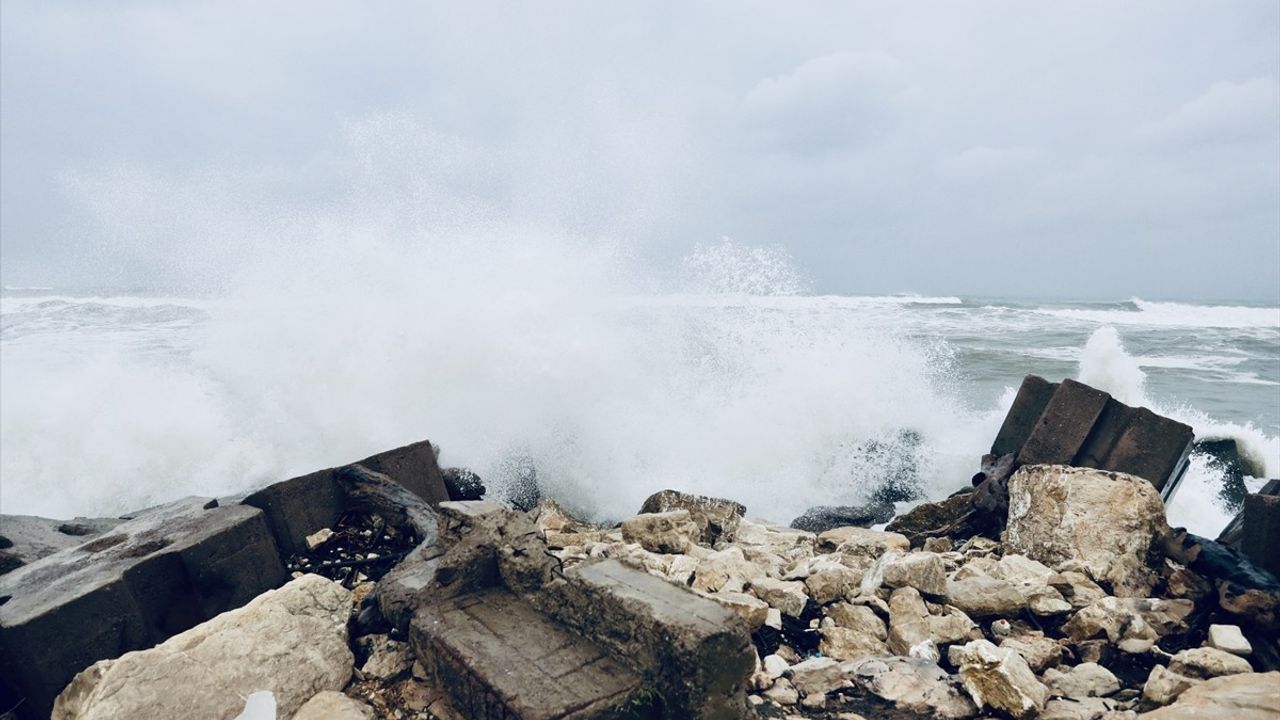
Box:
[640,489,745,546]
[1042,662,1120,698]
[844,655,978,719]
[293,691,375,720]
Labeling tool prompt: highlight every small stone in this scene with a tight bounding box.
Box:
[1042,662,1120,698]
[804,561,861,604]
[883,552,948,596]
[763,677,799,705]
[923,537,953,552]
[361,637,411,680]
[954,638,1049,719]
[1205,624,1253,656]
[293,691,375,720]
[709,591,770,630]
[305,528,335,551]
[1167,646,1253,679]
[763,654,789,679]
[789,657,846,696]
[999,634,1064,673]
[751,577,810,617]
[818,526,909,555]
[991,619,1013,638]
[945,574,1026,617]
[765,607,783,629]
[1142,664,1200,706]
[800,691,827,709]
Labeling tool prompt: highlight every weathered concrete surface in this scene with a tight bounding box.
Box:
[53,574,353,720]
[991,376,1194,499]
[0,497,287,719]
[0,515,124,575]
[534,558,756,719]
[413,588,644,719]
[990,374,1059,458]
[1240,492,1280,580]
[244,440,448,555]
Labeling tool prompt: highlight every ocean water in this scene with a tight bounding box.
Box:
[3,275,1276,538]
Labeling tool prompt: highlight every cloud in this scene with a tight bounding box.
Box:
[1140,78,1280,146]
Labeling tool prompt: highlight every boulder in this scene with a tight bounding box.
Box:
[827,602,888,638]
[639,489,745,546]
[844,655,978,719]
[1142,665,1201,707]
[691,545,756,594]
[1167,647,1253,679]
[788,656,846,696]
[888,587,936,659]
[293,691,375,720]
[803,559,861,604]
[1005,465,1169,596]
[1042,662,1120,698]
[790,503,895,534]
[819,626,889,661]
[1137,671,1280,719]
[945,574,1027,617]
[999,634,1065,673]
[885,492,986,548]
[751,577,809,617]
[954,639,1050,719]
[818,526,910,555]
[53,575,353,720]
[883,551,948,596]
[620,510,700,554]
[709,591,770,630]
[1062,597,1194,644]
[440,467,486,502]
[736,519,816,562]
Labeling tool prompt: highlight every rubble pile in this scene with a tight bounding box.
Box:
[1,375,1277,719]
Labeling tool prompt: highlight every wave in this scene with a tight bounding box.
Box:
[1035,297,1280,329]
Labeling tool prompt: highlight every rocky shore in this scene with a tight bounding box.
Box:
[1,375,1277,719]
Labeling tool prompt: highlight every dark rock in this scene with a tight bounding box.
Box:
[0,515,123,576]
[790,503,894,533]
[498,455,541,512]
[886,492,989,548]
[0,498,286,719]
[441,467,486,501]
[1163,527,1280,631]
[1194,439,1250,513]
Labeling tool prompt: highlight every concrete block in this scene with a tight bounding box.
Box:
[1017,379,1110,467]
[1098,407,1193,498]
[534,558,756,719]
[412,589,644,719]
[1240,493,1280,580]
[991,375,1059,457]
[244,440,450,555]
[0,498,286,719]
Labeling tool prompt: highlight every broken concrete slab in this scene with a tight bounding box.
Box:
[0,497,287,720]
[412,588,645,719]
[531,558,756,719]
[991,374,1059,458]
[243,440,449,556]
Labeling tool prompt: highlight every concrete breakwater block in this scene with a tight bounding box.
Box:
[413,589,644,719]
[0,498,286,719]
[244,439,449,555]
[0,439,451,719]
[993,375,1194,499]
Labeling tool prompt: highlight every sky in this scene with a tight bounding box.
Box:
[2,1,1278,300]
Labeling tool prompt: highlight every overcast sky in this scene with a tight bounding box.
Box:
[2,1,1278,300]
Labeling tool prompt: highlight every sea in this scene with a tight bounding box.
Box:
[2,286,1277,538]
